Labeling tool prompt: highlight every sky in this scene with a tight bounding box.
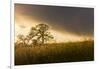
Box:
[15,3,94,43]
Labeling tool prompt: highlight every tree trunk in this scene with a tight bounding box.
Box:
[41,31,44,44]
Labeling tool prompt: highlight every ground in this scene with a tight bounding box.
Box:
[15,40,94,65]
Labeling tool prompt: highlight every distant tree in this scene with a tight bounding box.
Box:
[25,27,37,43]
[16,24,54,46]
[26,27,39,45]
[31,39,38,45]
[35,24,54,44]
[17,34,26,45]
[29,27,38,38]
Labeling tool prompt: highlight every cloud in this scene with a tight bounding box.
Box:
[15,3,94,42]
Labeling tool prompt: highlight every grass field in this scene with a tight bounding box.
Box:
[15,40,94,65]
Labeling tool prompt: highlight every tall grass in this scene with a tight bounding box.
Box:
[15,40,94,65]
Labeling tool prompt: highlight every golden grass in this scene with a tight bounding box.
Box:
[15,40,94,65]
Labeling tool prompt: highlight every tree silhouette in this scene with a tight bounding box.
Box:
[35,24,54,44]
[16,24,54,46]
[26,27,38,43]
[17,34,26,45]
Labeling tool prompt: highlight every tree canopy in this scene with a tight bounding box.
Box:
[16,23,54,45]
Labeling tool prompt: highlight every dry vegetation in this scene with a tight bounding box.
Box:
[15,40,94,65]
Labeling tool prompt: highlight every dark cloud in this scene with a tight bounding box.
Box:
[15,3,94,36]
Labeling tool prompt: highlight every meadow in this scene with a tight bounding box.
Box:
[15,40,94,65]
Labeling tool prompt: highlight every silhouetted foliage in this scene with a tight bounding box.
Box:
[16,23,54,46]
[35,24,54,44]
[17,34,26,44]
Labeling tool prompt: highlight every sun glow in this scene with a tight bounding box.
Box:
[49,30,87,43]
[15,23,92,43]
[15,14,93,43]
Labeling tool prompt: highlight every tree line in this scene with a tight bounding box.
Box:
[16,24,54,46]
